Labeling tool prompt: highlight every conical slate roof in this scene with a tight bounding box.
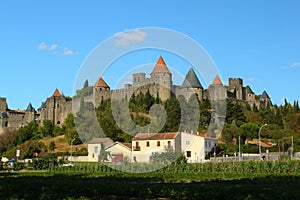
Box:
[151,56,171,74]
[182,67,203,88]
[245,85,254,95]
[95,77,110,88]
[212,75,223,85]
[261,90,270,99]
[26,103,35,112]
[52,88,61,97]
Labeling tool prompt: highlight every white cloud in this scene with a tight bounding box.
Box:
[114,29,147,47]
[291,62,300,68]
[37,42,49,50]
[63,47,79,56]
[247,77,255,81]
[37,42,79,56]
[49,44,58,51]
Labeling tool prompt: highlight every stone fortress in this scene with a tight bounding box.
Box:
[0,56,271,134]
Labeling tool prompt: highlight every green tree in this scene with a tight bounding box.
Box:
[53,126,65,136]
[40,120,54,137]
[221,122,239,144]
[226,100,247,127]
[16,122,39,144]
[64,113,82,145]
[239,123,259,144]
[162,97,181,132]
[49,141,55,151]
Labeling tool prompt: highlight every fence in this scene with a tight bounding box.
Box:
[210,153,280,163]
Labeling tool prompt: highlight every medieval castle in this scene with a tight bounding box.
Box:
[0,56,271,134]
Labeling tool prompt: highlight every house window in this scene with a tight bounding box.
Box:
[157,141,160,146]
[186,151,191,157]
[167,141,171,148]
[146,141,150,147]
[94,146,98,153]
[136,142,139,147]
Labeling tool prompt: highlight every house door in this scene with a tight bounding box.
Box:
[111,154,123,162]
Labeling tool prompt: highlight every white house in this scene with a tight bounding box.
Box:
[87,138,114,162]
[180,132,218,163]
[105,142,132,162]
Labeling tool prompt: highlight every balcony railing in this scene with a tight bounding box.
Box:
[164,145,173,150]
[133,146,141,151]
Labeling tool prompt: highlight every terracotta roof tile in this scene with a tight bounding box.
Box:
[212,75,223,85]
[120,142,132,149]
[52,88,61,97]
[133,132,179,141]
[151,56,171,74]
[95,77,110,88]
[88,138,113,144]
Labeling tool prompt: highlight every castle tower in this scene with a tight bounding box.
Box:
[93,77,111,108]
[25,102,36,123]
[0,97,8,112]
[181,67,203,101]
[39,88,67,126]
[208,75,226,101]
[228,78,243,100]
[132,73,147,88]
[260,90,272,107]
[245,85,256,109]
[150,56,172,101]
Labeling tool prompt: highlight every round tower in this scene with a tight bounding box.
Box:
[93,77,111,107]
[150,56,172,101]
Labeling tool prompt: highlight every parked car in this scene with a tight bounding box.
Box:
[61,163,74,167]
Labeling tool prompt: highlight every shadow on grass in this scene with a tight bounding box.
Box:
[1,172,300,199]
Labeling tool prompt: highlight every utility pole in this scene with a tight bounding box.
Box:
[258,124,268,157]
[239,136,241,161]
[291,136,294,160]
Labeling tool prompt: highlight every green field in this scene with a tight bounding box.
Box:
[1,160,300,199]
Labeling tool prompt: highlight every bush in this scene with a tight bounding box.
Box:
[13,161,24,171]
[32,154,59,170]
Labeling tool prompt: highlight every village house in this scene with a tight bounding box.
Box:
[105,142,132,162]
[87,132,218,163]
[87,138,113,162]
[131,132,181,163]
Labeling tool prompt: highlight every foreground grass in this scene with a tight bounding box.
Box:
[1,170,300,199]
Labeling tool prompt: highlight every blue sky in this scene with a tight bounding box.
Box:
[0,0,300,109]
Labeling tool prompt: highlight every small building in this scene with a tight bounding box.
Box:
[105,142,132,162]
[87,138,114,162]
[181,132,218,163]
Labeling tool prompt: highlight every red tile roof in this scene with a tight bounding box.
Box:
[95,77,110,88]
[120,142,132,149]
[105,142,132,150]
[133,132,179,141]
[52,88,61,97]
[88,138,113,144]
[8,109,26,114]
[195,134,218,140]
[151,56,171,74]
[212,75,223,85]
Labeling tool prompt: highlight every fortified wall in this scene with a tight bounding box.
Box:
[0,56,272,133]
